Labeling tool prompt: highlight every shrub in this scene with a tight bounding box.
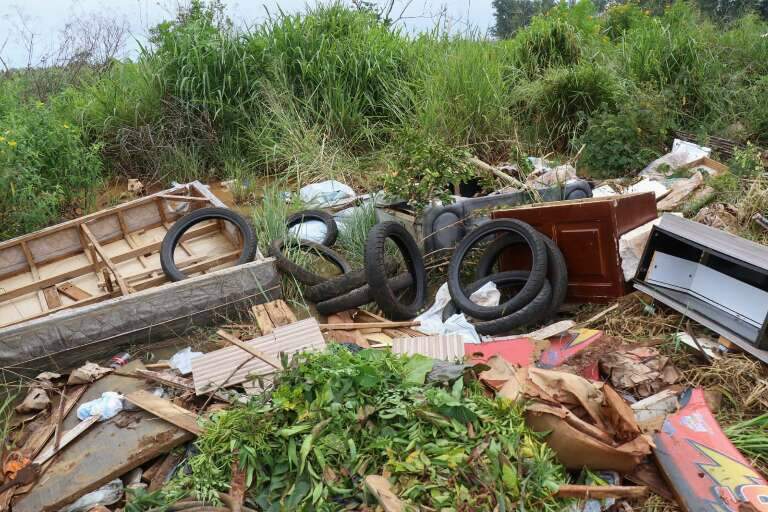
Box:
[512,16,582,77]
[602,3,650,40]
[0,103,103,239]
[383,129,474,211]
[514,63,623,149]
[577,99,671,178]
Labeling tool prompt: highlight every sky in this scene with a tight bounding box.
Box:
[0,0,495,68]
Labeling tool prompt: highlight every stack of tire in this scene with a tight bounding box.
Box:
[443,219,568,336]
[270,211,426,319]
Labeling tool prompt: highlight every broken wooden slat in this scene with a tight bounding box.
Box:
[148,453,183,492]
[321,321,420,330]
[135,369,230,403]
[34,416,100,465]
[80,224,130,296]
[251,304,276,335]
[130,250,241,291]
[156,194,210,202]
[19,385,87,460]
[56,282,92,301]
[217,330,282,369]
[354,310,425,337]
[42,287,62,308]
[124,390,203,435]
[555,484,648,499]
[264,299,296,327]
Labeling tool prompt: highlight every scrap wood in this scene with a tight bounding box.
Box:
[18,384,87,460]
[320,321,420,330]
[148,452,183,492]
[56,282,91,301]
[522,320,576,340]
[136,369,231,403]
[364,475,407,512]
[574,303,619,328]
[251,304,276,335]
[555,484,648,499]
[125,390,203,435]
[217,329,282,369]
[34,416,99,465]
[353,310,425,337]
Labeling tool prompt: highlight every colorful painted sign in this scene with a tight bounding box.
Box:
[654,388,768,511]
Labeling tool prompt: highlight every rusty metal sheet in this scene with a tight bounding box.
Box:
[191,318,325,395]
[392,334,465,361]
[492,193,657,302]
[654,388,768,511]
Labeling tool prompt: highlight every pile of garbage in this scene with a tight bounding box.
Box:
[1,138,768,512]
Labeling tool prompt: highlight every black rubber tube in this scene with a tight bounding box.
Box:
[316,272,413,316]
[285,209,338,247]
[364,222,427,320]
[475,233,568,316]
[269,239,351,286]
[447,219,547,320]
[160,207,256,282]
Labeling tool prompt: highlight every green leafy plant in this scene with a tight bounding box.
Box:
[383,129,475,211]
[144,347,567,511]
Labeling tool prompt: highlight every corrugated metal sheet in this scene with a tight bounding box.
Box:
[191,318,325,395]
[392,334,464,361]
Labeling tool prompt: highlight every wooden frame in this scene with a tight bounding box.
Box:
[0,182,250,328]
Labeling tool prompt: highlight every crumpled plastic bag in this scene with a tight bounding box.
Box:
[299,180,355,207]
[169,347,204,375]
[287,220,328,243]
[60,478,123,512]
[415,281,500,343]
[76,391,124,421]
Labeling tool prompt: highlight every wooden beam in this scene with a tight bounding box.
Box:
[0,292,114,328]
[555,485,649,499]
[320,321,420,330]
[251,304,275,335]
[156,195,211,202]
[34,416,100,464]
[57,282,92,301]
[217,329,282,369]
[20,241,48,312]
[80,224,130,296]
[124,390,203,435]
[131,251,241,291]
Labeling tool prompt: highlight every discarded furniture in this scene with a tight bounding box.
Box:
[634,214,768,355]
[0,181,281,374]
[492,192,658,302]
[377,180,592,257]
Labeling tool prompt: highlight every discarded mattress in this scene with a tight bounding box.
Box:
[0,181,281,374]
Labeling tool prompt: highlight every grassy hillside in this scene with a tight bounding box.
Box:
[1,0,767,239]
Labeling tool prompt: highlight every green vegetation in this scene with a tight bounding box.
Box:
[2,0,768,240]
[131,347,566,510]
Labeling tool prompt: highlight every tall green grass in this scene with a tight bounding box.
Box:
[2,0,768,240]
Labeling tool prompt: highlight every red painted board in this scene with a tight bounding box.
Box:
[654,388,768,511]
[538,328,603,368]
[465,338,536,367]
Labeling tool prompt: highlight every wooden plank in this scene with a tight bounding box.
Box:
[0,292,112,329]
[81,224,130,296]
[264,300,296,327]
[217,330,282,369]
[321,321,420,330]
[18,385,87,460]
[251,304,275,335]
[131,250,241,291]
[354,310,425,337]
[124,390,203,435]
[555,484,648,499]
[148,453,183,492]
[135,370,231,403]
[13,361,193,512]
[156,194,211,202]
[34,416,100,464]
[20,241,48,312]
[56,282,92,301]
[42,287,62,308]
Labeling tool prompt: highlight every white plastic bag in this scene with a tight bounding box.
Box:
[169,347,204,375]
[299,180,355,207]
[60,478,123,512]
[287,219,328,243]
[414,282,501,344]
[76,391,124,421]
